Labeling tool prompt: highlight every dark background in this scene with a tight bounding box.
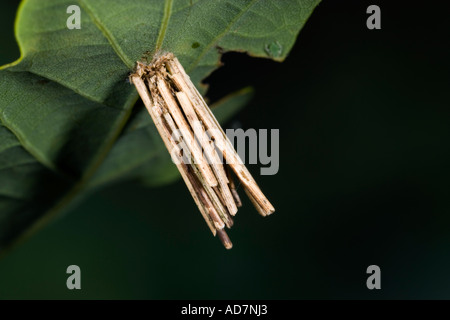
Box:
[1,0,449,299]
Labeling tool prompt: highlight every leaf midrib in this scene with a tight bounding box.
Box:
[155,0,174,51]
[77,0,134,69]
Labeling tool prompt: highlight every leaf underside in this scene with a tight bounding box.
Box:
[0,0,320,252]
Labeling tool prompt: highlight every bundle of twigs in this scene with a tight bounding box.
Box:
[130,53,274,249]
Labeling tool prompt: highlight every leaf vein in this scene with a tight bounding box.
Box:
[186,0,260,72]
[77,0,134,69]
[155,0,174,51]
[0,119,60,175]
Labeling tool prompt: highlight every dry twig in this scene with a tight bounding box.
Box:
[130,52,275,249]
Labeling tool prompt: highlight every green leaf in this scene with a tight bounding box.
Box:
[0,0,320,252]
